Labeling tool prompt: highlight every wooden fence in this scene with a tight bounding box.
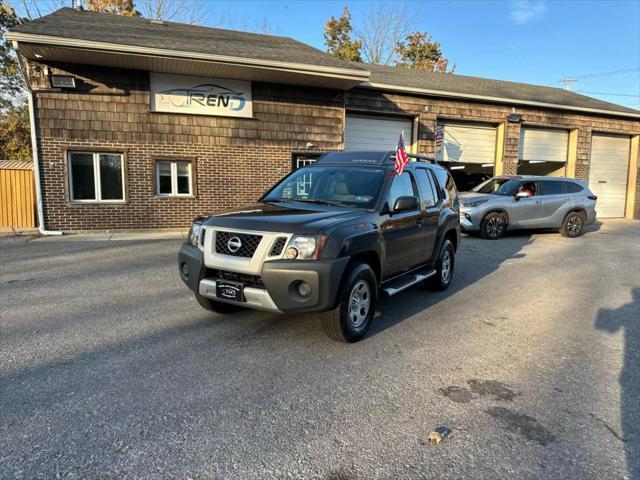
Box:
[0,161,36,229]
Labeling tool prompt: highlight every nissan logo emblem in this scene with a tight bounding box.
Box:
[227,236,242,253]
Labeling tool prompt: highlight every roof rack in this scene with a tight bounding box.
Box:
[389,152,437,164]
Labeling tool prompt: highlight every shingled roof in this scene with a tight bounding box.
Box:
[10,7,365,72]
[361,63,639,116]
[9,8,639,118]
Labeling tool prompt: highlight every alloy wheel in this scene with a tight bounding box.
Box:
[567,216,583,236]
[441,249,452,283]
[348,280,371,329]
[486,217,504,238]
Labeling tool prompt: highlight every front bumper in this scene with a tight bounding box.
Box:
[459,209,481,231]
[179,243,349,314]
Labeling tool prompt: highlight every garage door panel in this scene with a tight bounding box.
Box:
[345,115,413,151]
[588,134,631,218]
[519,128,569,163]
[436,123,497,164]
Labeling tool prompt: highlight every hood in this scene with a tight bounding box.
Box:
[202,201,363,234]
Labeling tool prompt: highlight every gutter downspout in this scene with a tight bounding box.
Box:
[13,41,63,235]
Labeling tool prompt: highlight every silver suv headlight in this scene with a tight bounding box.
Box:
[284,235,327,260]
[187,222,202,247]
[462,199,489,208]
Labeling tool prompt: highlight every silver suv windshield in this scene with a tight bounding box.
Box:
[263,166,387,209]
[472,178,520,196]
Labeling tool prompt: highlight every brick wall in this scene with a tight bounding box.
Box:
[33,64,344,230]
[31,63,640,230]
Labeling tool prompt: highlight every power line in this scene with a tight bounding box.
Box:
[570,67,639,80]
[578,90,640,98]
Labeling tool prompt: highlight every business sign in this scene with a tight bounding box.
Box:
[150,73,252,118]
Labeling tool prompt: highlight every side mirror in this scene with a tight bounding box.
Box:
[515,191,531,200]
[392,196,418,212]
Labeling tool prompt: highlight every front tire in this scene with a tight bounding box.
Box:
[195,292,246,313]
[561,211,585,238]
[321,261,377,343]
[481,212,507,240]
[430,239,455,291]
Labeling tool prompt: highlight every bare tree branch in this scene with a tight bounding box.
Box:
[355,2,409,65]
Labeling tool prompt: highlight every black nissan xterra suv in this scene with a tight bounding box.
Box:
[179,151,461,342]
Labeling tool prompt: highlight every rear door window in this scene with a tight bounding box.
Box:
[414,168,437,207]
[541,180,565,195]
[563,181,583,193]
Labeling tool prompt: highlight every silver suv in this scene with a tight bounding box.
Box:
[459,176,597,239]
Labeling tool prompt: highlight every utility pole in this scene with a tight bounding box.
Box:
[560,78,577,91]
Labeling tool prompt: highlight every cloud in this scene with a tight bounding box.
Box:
[510,0,548,25]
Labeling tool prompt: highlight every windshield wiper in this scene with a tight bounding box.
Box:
[289,198,348,207]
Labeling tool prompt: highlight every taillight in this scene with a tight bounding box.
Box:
[587,195,598,201]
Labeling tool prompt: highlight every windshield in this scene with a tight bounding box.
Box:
[263,166,386,209]
[472,178,520,196]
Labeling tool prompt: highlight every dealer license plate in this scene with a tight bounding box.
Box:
[216,281,244,302]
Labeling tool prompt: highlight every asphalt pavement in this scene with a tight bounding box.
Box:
[1,221,638,479]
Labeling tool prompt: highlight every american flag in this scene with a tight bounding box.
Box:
[394,131,408,175]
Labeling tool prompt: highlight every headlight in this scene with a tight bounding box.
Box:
[187,222,202,247]
[284,235,327,260]
[462,200,489,208]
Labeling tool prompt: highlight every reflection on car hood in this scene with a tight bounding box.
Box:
[459,192,500,203]
[202,201,362,234]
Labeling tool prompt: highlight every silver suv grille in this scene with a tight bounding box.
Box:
[214,231,263,258]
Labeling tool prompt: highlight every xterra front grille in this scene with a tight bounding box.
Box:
[214,231,262,258]
[269,237,288,256]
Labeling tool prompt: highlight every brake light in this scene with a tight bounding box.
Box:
[587,195,598,201]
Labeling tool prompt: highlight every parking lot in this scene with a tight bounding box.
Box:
[1,221,638,479]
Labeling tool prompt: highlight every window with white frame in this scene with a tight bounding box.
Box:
[156,160,193,196]
[68,152,125,202]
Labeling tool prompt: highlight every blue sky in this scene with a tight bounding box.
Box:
[15,0,640,109]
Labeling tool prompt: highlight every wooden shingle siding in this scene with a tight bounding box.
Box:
[32,64,640,230]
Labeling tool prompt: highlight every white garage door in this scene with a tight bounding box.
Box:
[588,134,631,218]
[345,114,413,151]
[519,128,569,163]
[435,122,497,164]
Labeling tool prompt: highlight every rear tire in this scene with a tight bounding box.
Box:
[561,211,585,238]
[481,212,507,240]
[430,239,455,291]
[195,292,246,313]
[321,261,377,343]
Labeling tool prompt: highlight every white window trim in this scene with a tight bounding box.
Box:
[68,151,126,203]
[156,160,193,197]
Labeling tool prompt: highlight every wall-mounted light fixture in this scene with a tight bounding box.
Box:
[507,113,523,123]
[50,75,76,89]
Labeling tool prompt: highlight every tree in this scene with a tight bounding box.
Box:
[355,3,408,65]
[0,104,31,161]
[1,4,26,111]
[395,31,455,73]
[85,0,139,16]
[323,7,361,62]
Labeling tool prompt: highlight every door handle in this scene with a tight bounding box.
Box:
[535,200,542,204]
[417,220,425,227]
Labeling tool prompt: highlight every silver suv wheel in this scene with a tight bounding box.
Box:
[348,280,371,329]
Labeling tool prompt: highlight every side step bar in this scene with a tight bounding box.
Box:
[383,269,437,297]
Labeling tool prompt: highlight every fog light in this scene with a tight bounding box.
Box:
[297,281,312,297]
[285,247,299,259]
[181,262,189,278]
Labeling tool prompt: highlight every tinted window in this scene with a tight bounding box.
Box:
[388,172,417,209]
[69,152,95,200]
[563,181,583,193]
[415,168,437,207]
[541,181,564,195]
